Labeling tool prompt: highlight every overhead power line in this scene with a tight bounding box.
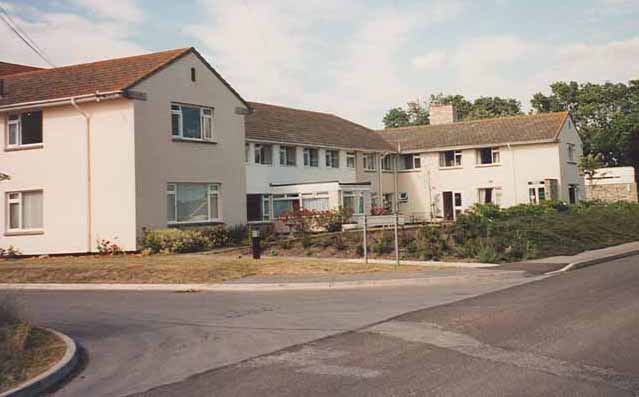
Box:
[0,4,56,67]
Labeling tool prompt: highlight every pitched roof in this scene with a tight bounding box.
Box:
[0,48,250,109]
[377,112,570,152]
[0,61,43,77]
[245,102,393,151]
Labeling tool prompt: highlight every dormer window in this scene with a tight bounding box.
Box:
[6,111,43,149]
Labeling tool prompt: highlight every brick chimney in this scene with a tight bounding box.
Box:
[429,104,458,125]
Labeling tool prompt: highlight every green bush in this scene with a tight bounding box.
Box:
[302,235,313,249]
[200,226,231,248]
[476,239,501,263]
[332,234,347,251]
[142,229,210,254]
[371,235,393,255]
[227,225,249,246]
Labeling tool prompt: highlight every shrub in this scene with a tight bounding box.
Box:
[302,234,313,249]
[227,225,249,246]
[332,234,347,251]
[0,246,21,258]
[476,239,501,263]
[278,239,293,250]
[0,296,20,328]
[97,238,124,255]
[200,226,231,248]
[371,236,393,255]
[142,229,209,254]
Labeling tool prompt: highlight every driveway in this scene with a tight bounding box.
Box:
[1,268,534,396]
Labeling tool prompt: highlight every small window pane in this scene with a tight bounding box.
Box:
[209,194,219,219]
[22,191,43,229]
[171,113,180,136]
[167,193,176,222]
[177,184,209,222]
[9,202,20,229]
[21,111,43,145]
[181,106,201,139]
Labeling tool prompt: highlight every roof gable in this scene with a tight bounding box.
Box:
[377,112,569,152]
[246,102,393,151]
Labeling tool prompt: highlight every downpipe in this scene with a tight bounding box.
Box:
[70,98,93,253]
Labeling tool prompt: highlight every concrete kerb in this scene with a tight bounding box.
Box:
[546,249,639,275]
[0,328,79,397]
[0,273,526,292]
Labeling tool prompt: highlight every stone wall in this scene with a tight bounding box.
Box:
[586,183,638,203]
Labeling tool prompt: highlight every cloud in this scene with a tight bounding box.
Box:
[412,50,448,70]
[0,1,146,67]
[66,0,144,23]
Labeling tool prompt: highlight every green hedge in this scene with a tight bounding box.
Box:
[141,225,249,254]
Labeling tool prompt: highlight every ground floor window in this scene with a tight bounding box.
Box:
[478,187,502,205]
[273,194,301,218]
[343,191,364,214]
[6,190,43,231]
[528,181,546,204]
[247,194,271,222]
[301,192,330,211]
[167,183,220,224]
[383,193,394,212]
[569,184,578,204]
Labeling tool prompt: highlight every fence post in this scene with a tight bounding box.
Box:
[394,212,400,267]
[363,214,368,265]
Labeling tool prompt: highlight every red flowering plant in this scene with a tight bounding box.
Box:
[371,206,390,216]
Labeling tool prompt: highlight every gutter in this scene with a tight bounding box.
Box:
[0,90,124,112]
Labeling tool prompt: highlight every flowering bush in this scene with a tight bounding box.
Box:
[280,207,354,235]
[371,206,390,216]
[141,229,209,254]
[97,238,124,255]
[0,246,21,258]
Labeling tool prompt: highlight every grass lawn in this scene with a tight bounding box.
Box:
[0,325,66,393]
[0,254,420,284]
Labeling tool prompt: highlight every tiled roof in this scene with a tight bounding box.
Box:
[0,61,43,77]
[377,112,569,152]
[245,102,393,151]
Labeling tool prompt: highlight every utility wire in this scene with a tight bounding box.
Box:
[0,4,56,67]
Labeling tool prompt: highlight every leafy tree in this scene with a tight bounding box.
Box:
[429,93,473,120]
[531,80,639,172]
[406,100,429,126]
[382,100,429,128]
[382,107,411,128]
[578,153,604,184]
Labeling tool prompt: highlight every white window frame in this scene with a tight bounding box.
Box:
[439,150,462,168]
[528,181,546,204]
[363,153,377,171]
[342,190,365,214]
[301,191,330,211]
[6,190,43,232]
[325,150,340,168]
[170,103,215,142]
[478,187,502,205]
[6,111,43,149]
[279,146,297,167]
[254,144,273,165]
[346,152,356,169]
[476,147,500,166]
[167,183,221,225]
[382,154,393,171]
[303,148,319,167]
[399,154,421,170]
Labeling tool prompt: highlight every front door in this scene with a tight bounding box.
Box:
[443,191,454,220]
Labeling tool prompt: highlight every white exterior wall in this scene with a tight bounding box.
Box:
[0,99,137,254]
[556,119,585,200]
[132,52,248,237]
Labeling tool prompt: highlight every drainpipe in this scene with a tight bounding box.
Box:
[508,143,518,203]
[70,98,93,253]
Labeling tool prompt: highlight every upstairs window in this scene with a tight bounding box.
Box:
[171,103,214,141]
[279,146,297,166]
[476,147,500,165]
[346,152,356,168]
[439,150,462,168]
[303,148,319,167]
[254,144,273,165]
[363,153,377,171]
[399,154,421,170]
[326,150,339,168]
[7,111,43,148]
[382,154,393,171]
[567,143,576,162]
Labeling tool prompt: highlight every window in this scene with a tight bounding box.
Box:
[245,143,250,163]
[528,181,546,204]
[454,193,463,218]
[171,103,214,141]
[342,191,364,214]
[478,188,502,205]
[190,67,196,82]
[383,193,394,211]
[567,143,576,163]
[279,146,297,166]
[303,148,319,167]
[247,194,271,222]
[439,150,462,168]
[272,194,300,218]
[399,154,420,170]
[254,144,273,165]
[476,147,500,165]
[326,150,339,168]
[346,152,356,168]
[382,155,393,171]
[167,183,220,224]
[302,192,330,211]
[363,153,377,171]
[7,111,43,148]
[398,192,408,203]
[6,190,43,231]
[569,184,578,204]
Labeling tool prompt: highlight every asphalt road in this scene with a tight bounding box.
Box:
[0,268,533,397]
[129,256,639,397]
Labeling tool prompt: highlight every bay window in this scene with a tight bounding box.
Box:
[7,111,43,148]
[6,190,43,232]
[167,183,220,224]
[382,154,393,171]
[171,103,214,141]
[301,192,330,211]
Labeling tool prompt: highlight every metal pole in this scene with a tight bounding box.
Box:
[394,212,399,267]
[363,214,368,265]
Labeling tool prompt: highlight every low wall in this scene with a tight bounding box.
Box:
[586,183,638,203]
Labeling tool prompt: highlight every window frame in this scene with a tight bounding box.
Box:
[5,190,44,233]
[528,181,546,204]
[325,149,340,168]
[342,190,365,215]
[398,154,421,171]
[303,148,319,167]
[346,152,356,169]
[476,147,501,166]
[363,153,377,171]
[170,103,215,142]
[567,143,576,163]
[279,146,297,167]
[254,144,273,165]
[6,111,43,150]
[478,187,502,206]
[439,150,462,168]
[167,183,221,225]
[382,154,393,171]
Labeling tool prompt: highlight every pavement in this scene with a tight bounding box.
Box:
[129,255,639,397]
[1,268,537,397]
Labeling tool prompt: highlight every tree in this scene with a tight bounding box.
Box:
[429,93,473,120]
[578,153,604,184]
[382,107,411,128]
[382,100,429,129]
[0,173,9,181]
[531,80,639,172]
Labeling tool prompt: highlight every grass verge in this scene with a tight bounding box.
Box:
[0,255,420,284]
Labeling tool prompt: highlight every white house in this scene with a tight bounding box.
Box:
[1,48,249,255]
